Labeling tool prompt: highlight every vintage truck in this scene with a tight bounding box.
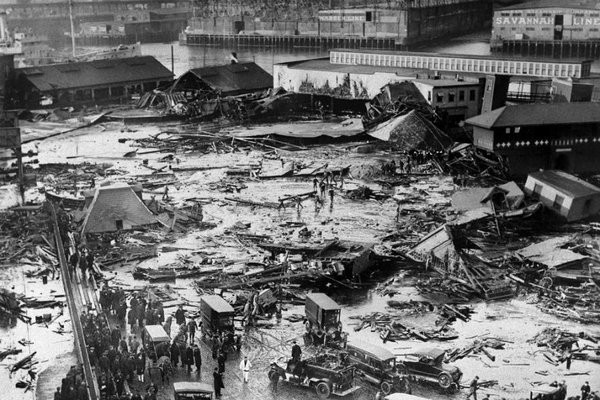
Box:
[305,293,345,347]
[268,352,359,399]
[199,295,239,352]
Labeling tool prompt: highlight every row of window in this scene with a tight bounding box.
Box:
[500,11,600,17]
[330,51,586,78]
[428,89,477,103]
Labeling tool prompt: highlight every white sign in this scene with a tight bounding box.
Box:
[320,15,365,22]
[495,16,600,26]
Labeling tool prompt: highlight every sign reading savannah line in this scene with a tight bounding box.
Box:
[495,17,600,26]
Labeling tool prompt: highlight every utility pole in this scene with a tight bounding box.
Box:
[68,0,76,57]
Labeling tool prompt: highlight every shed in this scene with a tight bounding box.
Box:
[170,62,273,96]
[524,170,600,222]
[81,182,159,234]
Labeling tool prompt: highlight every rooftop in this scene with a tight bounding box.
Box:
[413,78,479,88]
[330,48,593,65]
[499,0,600,11]
[465,102,600,129]
[528,170,600,199]
[17,56,173,92]
[179,62,272,95]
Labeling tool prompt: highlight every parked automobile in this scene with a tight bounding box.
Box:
[305,293,345,347]
[141,324,170,364]
[530,384,563,400]
[173,381,214,400]
[396,348,462,390]
[345,340,409,395]
[200,295,239,352]
[268,352,359,399]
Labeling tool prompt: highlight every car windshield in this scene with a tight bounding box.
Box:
[384,358,395,370]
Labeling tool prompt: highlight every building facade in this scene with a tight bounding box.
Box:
[412,79,482,121]
[492,0,600,42]
[466,102,600,176]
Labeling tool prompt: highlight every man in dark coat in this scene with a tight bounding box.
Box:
[213,367,224,398]
[170,341,180,368]
[193,344,202,373]
[291,340,302,362]
[185,345,194,373]
[217,351,226,373]
[175,305,186,326]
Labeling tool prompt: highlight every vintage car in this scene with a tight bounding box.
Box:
[173,382,214,400]
[200,295,239,350]
[345,340,409,395]
[268,352,359,399]
[141,325,171,364]
[396,348,462,390]
[530,384,563,400]
[305,293,344,347]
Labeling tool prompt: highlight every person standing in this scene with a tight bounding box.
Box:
[185,345,194,374]
[466,376,479,400]
[170,341,180,368]
[217,351,226,373]
[291,340,302,362]
[582,382,591,400]
[193,344,202,374]
[239,356,251,383]
[53,387,61,400]
[213,367,224,398]
[565,350,572,370]
[175,305,186,326]
[188,317,197,344]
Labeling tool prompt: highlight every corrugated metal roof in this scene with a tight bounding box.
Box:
[528,170,600,198]
[465,103,600,129]
[82,183,159,233]
[183,62,273,95]
[499,0,600,11]
[17,56,173,92]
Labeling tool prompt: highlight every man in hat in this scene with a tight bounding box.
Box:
[291,340,302,363]
[466,376,479,400]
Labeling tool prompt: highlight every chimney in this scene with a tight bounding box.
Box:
[0,12,8,42]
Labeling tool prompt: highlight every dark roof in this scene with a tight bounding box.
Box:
[499,0,600,11]
[465,102,600,129]
[182,62,272,95]
[528,170,600,198]
[408,348,446,360]
[201,295,235,314]
[305,293,340,310]
[17,56,173,92]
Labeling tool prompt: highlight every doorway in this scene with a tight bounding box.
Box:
[554,15,563,40]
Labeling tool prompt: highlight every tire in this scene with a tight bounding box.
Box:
[268,370,276,381]
[381,381,393,395]
[316,382,331,399]
[438,372,452,389]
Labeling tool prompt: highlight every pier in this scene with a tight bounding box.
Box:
[492,39,600,60]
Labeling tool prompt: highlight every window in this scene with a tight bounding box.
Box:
[436,92,444,103]
[526,13,536,17]
[116,220,124,230]
[448,91,455,102]
[500,12,510,17]
[515,127,521,133]
[512,12,522,16]
[505,127,511,134]
[469,89,476,101]
[553,194,564,210]
[366,11,372,22]
[526,27,535,31]
[542,13,551,17]
[533,183,543,197]
[459,90,465,101]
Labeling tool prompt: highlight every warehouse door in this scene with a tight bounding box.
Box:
[554,15,563,40]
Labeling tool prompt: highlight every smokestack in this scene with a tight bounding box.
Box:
[0,12,8,42]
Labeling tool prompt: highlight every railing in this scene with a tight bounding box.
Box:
[50,204,100,400]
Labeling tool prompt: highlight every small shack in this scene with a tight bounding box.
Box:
[81,182,159,234]
[170,62,273,97]
[524,170,600,222]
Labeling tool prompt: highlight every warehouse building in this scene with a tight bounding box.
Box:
[492,0,600,42]
[465,102,600,176]
[12,56,173,108]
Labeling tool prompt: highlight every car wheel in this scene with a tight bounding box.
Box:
[438,372,452,389]
[381,381,393,395]
[316,382,331,399]
[268,370,276,381]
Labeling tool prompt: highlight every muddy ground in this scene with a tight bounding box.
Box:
[0,119,597,400]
